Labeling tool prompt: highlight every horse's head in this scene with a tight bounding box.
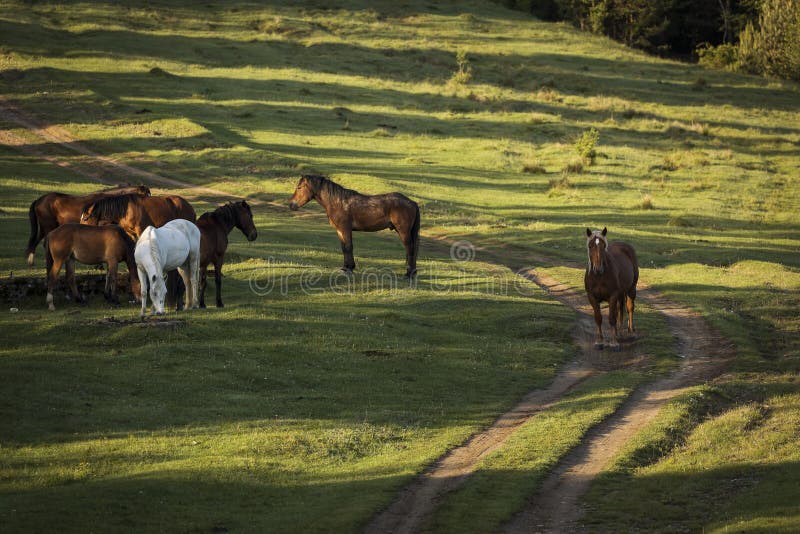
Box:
[289,175,317,211]
[234,200,258,241]
[136,185,152,197]
[80,203,99,225]
[586,227,608,275]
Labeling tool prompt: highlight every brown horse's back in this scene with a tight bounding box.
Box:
[608,241,639,296]
[166,195,197,222]
[47,224,133,265]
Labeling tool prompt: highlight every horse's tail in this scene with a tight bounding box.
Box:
[410,202,421,264]
[26,197,42,265]
[146,227,162,279]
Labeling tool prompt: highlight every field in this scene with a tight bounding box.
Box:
[0,1,798,532]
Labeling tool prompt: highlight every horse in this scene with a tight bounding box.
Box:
[288,174,420,277]
[26,184,150,266]
[584,227,639,351]
[80,193,196,239]
[44,224,141,311]
[135,219,201,316]
[197,201,258,308]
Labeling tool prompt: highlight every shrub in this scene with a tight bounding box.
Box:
[450,50,473,84]
[575,127,600,164]
[640,194,654,210]
[521,161,547,174]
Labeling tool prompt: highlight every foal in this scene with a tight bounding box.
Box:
[197,201,258,308]
[45,224,141,310]
[584,227,639,350]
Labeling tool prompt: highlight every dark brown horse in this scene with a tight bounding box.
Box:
[584,227,639,351]
[288,174,420,277]
[45,224,141,310]
[197,201,258,308]
[80,193,196,239]
[26,184,150,265]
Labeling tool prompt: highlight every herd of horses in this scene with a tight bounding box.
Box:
[25,174,638,350]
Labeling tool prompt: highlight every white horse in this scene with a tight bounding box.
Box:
[135,219,201,316]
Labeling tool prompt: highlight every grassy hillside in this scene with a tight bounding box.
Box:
[0,0,798,531]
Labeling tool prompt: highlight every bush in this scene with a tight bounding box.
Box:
[575,127,600,164]
[737,0,800,81]
[697,42,738,70]
[450,50,473,85]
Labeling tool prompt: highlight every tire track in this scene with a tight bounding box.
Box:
[501,281,732,533]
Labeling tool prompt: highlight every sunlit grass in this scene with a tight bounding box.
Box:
[0,0,798,530]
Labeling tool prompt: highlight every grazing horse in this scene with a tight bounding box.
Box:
[197,201,258,308]
[44,224,141,310]
[584,227,639,351]
[135,219,201,316]
[26,184,150,265]
[288,174,420,277]
[80,193,196,239]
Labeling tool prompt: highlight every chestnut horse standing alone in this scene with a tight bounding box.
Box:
[197,201,258,308]
[44,224,141,310]
[26,184,150,266]
[584,227,639,351]
[288,175,420,277]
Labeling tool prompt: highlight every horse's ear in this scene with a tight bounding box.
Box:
[152,274,157,283]
[586,228,592,237]
[242,200,249,209]
[601,227,607,236]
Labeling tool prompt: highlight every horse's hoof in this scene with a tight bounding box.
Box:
[594,343,604,350]
[404,270,417,278]
[200,302,207,309]
[216,302,224,308]
[48,305,55,311]
[610,344,622,352]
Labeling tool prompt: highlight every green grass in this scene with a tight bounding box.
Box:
[427,371,640,533]
[0,0,799,531]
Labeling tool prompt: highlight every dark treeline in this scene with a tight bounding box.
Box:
[506,0,758,56]
[500,0,799,80]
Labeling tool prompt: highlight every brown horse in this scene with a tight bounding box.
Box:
[44,224,141,310]
[584,227,639,351]
[80,193,196,239]
[288,174,420,277]
[197,201,258,308]
[26,184,150,266]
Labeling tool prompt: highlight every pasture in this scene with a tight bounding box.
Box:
[0,0,798,531]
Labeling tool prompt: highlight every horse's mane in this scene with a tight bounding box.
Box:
[304,174,360,204]
[204,202,239,228]
[100,184,150,196]
[83,194,137,221]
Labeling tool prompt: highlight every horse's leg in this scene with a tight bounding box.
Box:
[626,294,636,339]
[396,227,416,278]
[214,258,223,308]
[199,264,208,309]
[588,294,604,349]
[66,258,83,303]
[177,264,192,311]
[190,252,200,309]
[106,260,120,305]
[46,256,63,311]
[337,227,355,272]
[138,267,148,317]
[608,295,621,351]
